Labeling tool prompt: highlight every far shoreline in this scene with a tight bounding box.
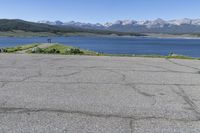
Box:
[146,33,200,40]
[1,33,200,40]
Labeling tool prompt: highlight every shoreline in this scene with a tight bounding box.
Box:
[146,33,200,39]
[0,43,199,60]
[0,34,200,40]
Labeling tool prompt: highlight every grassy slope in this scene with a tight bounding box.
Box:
[41,44,97,55]
[5,44,39,53]
[4,43,98,55]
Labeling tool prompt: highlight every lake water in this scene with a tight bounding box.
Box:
[0,36,200,57]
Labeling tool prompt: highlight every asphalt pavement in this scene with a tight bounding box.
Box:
[0,54,200,133]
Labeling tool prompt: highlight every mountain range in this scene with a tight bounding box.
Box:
[0,19,142,37]
[38,18,200,34]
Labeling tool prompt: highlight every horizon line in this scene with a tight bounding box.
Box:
[1,17,200,24]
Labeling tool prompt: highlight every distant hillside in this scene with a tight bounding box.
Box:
[0,19,144,36]
[0,19,77,33]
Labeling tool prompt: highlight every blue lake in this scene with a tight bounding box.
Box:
[0,36,200,57]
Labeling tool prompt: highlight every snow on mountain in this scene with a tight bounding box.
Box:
[137,18,167,28]
[38,20,63,25]
[104,22,113,27]
[107,18,200,27]
[169,18,192,25]
[38,18,200,34]
[38,18,200,27]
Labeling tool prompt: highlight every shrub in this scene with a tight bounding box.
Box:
[65,48,83,55]
[46,48,60,54]
[0,48,3,53]
[31,47,43,53]
[65,48,71,54]
[3,49,8,52]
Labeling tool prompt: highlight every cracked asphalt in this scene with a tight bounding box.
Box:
[0,54,200,133]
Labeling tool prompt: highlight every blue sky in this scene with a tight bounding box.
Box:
[0,0,200,23]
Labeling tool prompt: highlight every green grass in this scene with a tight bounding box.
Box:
[4,44,39,53]
[24,43,98,55]
[99,53,198,60]
[166,55,194,60]
[42,44,73,54]
[41,44,98,55]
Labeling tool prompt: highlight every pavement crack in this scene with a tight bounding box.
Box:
[0,101,7,106]
[0,82,8,88]
[129,120,133,133]
[87,66,101,69]
[127,84,157,106]
[174,85,200,119]
[2,80,200,87]
[0,107,199,122]
[127,84,155,97]
[53,70,82,78]
[51,65,199,75]
[108,70,126,82]
[137,62,200,74]
[20,69,42,82]
[11,60,17,66]
[166,59,200,71]
[136,62,172,72]
[83,67,127,82]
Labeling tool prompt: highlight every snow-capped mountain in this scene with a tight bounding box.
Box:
[38,20,64,25]
[38,18,200,34]
[38,20,105,29]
